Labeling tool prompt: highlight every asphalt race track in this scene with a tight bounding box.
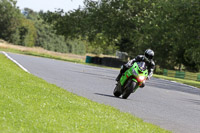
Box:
[5,53,200,133]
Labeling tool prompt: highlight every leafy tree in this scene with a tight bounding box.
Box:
[137,0,200,71]
[0,0,21,42]
[38,0,200,71]
[31,9,86,54]
[18,18,37,46]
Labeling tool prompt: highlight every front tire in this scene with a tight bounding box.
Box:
[122,79,137,99]
[113,83,122,97]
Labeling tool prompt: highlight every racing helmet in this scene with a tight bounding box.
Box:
[144,49,154,60]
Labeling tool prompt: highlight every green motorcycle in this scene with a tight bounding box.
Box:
[113,62,148,99]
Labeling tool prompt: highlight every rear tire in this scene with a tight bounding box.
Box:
[122,79,137,99]
[113,83,121,97]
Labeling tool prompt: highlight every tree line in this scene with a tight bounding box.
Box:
[0,0,199,72]
[0,0,87,55]
[41,0,200,72]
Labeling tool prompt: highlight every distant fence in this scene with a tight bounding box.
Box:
[85,56,126,68]
[163,69,200,81]
[86,56,200,81]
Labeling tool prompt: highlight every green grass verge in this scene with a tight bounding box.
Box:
[0,54,170,132]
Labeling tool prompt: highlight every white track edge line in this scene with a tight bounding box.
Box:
[2,51,30,73]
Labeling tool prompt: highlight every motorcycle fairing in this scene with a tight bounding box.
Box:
[120,62,148,87]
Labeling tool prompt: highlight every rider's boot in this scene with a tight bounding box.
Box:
[116,72,122,81]
[116,65,128,82]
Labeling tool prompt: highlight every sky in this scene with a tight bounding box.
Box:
[16,0,85,12]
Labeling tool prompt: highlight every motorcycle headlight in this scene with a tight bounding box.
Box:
[138,76,145,81]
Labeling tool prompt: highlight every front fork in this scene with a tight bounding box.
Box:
[131,78,139,92]
[120,77,139,93]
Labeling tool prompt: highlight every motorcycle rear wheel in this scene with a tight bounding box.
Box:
[122,79,137,99]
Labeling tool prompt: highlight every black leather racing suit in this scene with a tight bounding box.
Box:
[116,55,155,87]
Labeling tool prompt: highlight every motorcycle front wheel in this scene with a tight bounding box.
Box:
[113,83,122,97]
[122,79,137,99]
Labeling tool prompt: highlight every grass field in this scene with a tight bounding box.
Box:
[0,54,170,132]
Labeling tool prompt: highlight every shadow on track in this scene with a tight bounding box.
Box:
[94,93,117,98]
[94,93,131,100]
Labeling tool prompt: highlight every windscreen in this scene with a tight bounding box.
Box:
[137,62,147,71]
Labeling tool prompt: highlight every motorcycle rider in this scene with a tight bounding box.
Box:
[116,49,155,87]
